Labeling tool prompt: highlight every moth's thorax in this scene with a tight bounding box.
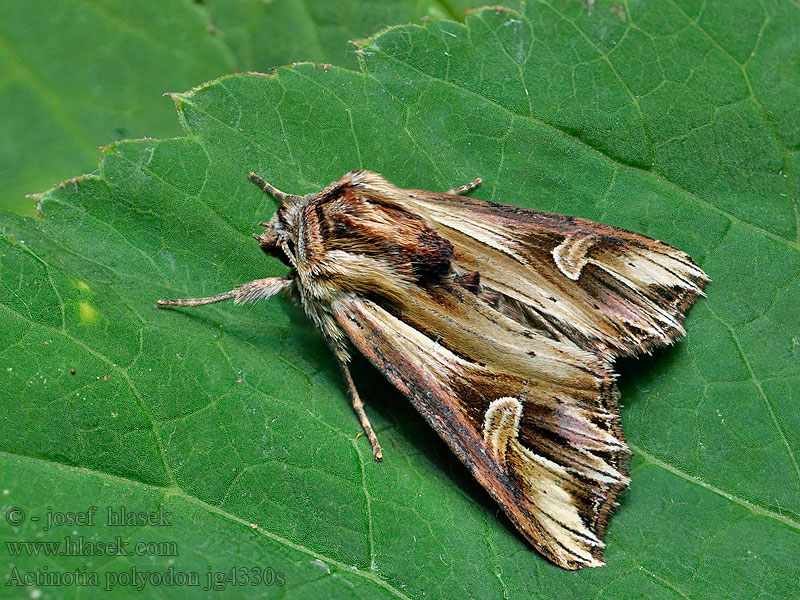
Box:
[251,171,459,360]
[293,186,455,304]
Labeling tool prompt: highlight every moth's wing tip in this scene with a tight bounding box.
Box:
[581,544,608,569]
[585,557,607,569]
[697,281,710,298]
[552,553,606,570]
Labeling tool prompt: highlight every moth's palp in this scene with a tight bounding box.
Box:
[279,240,298,269]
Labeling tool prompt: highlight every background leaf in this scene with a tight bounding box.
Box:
[0,0,490,214]
[1,1,799,599]
[200,0,494,70]
[0,0,234,214]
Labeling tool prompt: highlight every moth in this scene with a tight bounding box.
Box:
[158,170,707,569]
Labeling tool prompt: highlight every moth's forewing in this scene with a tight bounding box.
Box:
[403,192,707,359]
[332,284,628,569]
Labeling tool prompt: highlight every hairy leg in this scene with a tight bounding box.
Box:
[157,276,292,307]
[340,362,383,461]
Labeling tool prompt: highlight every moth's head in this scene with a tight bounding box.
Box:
[251,170,395,267]
[254,201,304,267]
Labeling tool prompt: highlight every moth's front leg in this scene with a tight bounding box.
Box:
[156,276,293,307]
[446,177,482,196]
[339,362,383,461]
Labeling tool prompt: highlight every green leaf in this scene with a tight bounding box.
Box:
[2,1,799,598]
[0,0,493,215]
[200,0,491,70]
[0,0,236,214]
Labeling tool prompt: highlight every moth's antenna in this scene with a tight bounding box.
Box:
[249,172,303,203]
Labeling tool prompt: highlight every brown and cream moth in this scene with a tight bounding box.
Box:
[158,170,707,570]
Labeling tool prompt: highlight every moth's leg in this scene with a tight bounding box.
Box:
[157,290,235,307]
[339,362,383,461]
[157,276,292,307]
[446,177,482,196]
